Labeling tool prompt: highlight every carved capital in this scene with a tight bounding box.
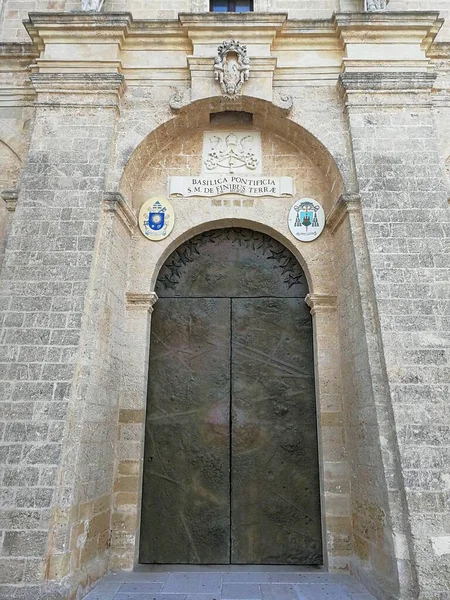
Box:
[126,292,158,312]
[305,294,337,315]
[327,194,361,234]
[1,190,19,212]
[103,192,137,235]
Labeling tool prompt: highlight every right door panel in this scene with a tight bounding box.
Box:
[231,297,322,564]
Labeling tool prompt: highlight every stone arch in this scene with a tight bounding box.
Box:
[115,95,348,207]
[149,218,320,294]
[109,98,352,572]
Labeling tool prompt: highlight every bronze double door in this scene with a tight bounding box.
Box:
[140,229,322,565]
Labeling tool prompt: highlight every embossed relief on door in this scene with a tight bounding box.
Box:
[140,229,322,565]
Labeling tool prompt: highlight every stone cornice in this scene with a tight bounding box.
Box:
[10,11,446,91]
[125,292,158,312]
[327,194,361,234]
[305,293,337,315]
[334,11,442,75]
[24,12,133,50]
[103,192,137,235]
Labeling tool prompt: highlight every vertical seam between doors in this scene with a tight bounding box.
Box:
[229,297,233,564]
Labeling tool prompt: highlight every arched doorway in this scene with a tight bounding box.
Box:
[140,227,322,566]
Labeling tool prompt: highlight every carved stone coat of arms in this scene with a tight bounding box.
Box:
[214,40,250,99]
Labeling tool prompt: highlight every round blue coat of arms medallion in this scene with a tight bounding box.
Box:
[288,198,325,242]
[139,197,175,241]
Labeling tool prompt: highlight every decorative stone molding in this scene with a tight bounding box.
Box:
[364,0,388,11]
[29,73,125,108]
[339,71,437,93]
[214,40,250,100]
[126,292,158,313]
[169,88,191,113]
[272,91,293,114]
[305,294,337,316]
[103,192,137,235]
[338,71,437,109]
[1,190,18,212]
[334,12,442,78]
[179,13,285,103]
[327,194,361,234]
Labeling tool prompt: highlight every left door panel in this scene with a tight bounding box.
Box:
[140,298,231,564]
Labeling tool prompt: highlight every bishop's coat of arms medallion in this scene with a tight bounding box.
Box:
[139,197,175,241]
[288,198,325,242]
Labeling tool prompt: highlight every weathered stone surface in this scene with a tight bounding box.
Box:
[0,6,449,600]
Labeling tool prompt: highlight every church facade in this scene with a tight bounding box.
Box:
[0,1,449,599]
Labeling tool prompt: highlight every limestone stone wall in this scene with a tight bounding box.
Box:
[0,73,124,598]
[0,134,20,268]
[134,130,331,210]
[0,7,449,600]
[341,71,450,600]
[331,198,414,600]
[0,110,31,271]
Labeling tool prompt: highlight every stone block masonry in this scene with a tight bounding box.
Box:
[0,73,124,599]
[340,71,450,600]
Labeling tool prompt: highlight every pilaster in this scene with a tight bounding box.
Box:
[340,47,450,600]
[0,55,125,599]
[111,290,157,569]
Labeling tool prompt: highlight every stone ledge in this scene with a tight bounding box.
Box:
[25,11,133,30]
[305,293,337,315]
[428,42,450,59]
[125,292,158,312]
[1,190,19,212]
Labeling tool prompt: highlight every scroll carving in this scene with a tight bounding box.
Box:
[272,91,293,114]
[169,88,191,113]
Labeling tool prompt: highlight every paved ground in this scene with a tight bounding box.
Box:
[84,568,377,600]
